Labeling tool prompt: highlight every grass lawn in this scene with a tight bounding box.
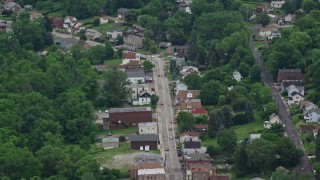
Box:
[111,127,139,135]
[92,23,118,31]
[202,137,218,147]
[47,9,65,18]
[104,59,122,66]
[234,111,264,140]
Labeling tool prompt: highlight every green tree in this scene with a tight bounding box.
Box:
[150,94,159,109]
[195,114,208,124]
[101,168,121,180]
[282,0,297,14]
[316,131,320,161]
[93,17,100,26]
[206,145,222,157]
[220,106,234,127]
[217,129,237,153]
[116,36,124,45]
[183,73,201,90]
[302,0,317,13]
[80,34,87,41]
[103,68,130,107]
[245,102,254,122]
[256,12,270,27]
[208,110,223,137]
[176,111,195,132]
[105,41,114,59]
[142,60,155,72]
[249,65,261,82]
[234,146,250,177]
[274,137,303,167]
[200,80,227,105]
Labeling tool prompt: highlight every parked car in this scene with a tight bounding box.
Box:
[108,132,113,136]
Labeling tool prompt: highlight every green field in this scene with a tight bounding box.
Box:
[104,59,122,66]
[234,111,263,140]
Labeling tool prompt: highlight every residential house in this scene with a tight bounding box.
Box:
[287,85,304,95]
[102,137,119,149]
[63,16,85,34]
[174,45,189,55]
[95,110,109,128]
[249,134,261,141]
[124,34,144,51]
[180,66,201,79]
[99,16,109,24]
[133,24,146,34]
[255,5,273,13]
[306,108,320,123]
[0,22,7,32]
[176,99,202,113]
[288,85,304,107]
[29,12,43,21]
[132,91,153,105]
[259,24,281,40]
[4,2,21,12]
[126,69,146,84]
[179,131,201,143]
[4,21,12,33]
[194,124,208,132]
[300,101,318,120]
[119,61,142,71]
[264,113,281,129]
[117,8,129,19]
[129,83,154,100]
[184,154,212,180]
[122,50,140,64]
[129,134,159,150]
[174,80,188,95]
[135,154,165,164]
[159,42,172,49]
[183,141,206,155]
[137,168,166,180]
[85,29,102,40]
[233,71,242,82]
[172,52,186,67]
[130,162,165,180]
[284,14,295,24]
[49,17,64,28]
[139,122,158,135]
[24,4,33,11]
[192,167,210,180]
[299,125,315,135]
[191,108,208,117]
[176,90,200,104]
[106,29,122,41]
[54,37,79,49]
[271,1,285,8]
[105,107,152,129]
[277,69,304,90]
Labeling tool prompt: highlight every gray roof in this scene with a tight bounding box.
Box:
[184,141,201,149]
[129,134,159,142]
[185,153,210,161]
[102,137,119,143]
[308,108,320,115]
[138,122,157,127]
[86,29,99,33]
[109,107,151,113]
[126,69,145,78]
[135,154,165,163]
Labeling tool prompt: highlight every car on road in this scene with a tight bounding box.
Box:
[165,147,169,151]
[169,127,172,131]
[108,132,112,136]
[152,55,155,58]
[281,97,284,100]
[160,102,164,105]
[169,136,173,140]
[158,74,160,77]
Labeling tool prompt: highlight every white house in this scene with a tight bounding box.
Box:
[259,24,281,40]
[174,80,188,95]
[122,51,140,64]
[180,66,200,79]
[264,113,281,129]
[63,16,85,34]
[183,147,207,155]
[85,29,102,40]
[107,29,123,41]
[139,122,158,135]
[287,85,304,107]
[233,71,242,82]
[99,16,109,24]
[130,83,154,100]
[306,108,320,123]
[132,91,153,105]
[179,132,200,143]
[271,1,285,8]
[126,69,146,84]
[284,14,295,23]
[300,101,318,120]
[287,85,304,95]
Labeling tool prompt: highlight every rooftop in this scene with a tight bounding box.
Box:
[278,69,301,73]
[109,107,151,113]
[179,131,201,137]
[194,124,209,130]
[102,137,119,143]
[131,162,164,170]
[185,153,210,161]
[123,50,137,59]
[137,168,165,175]
[191,108,208,115]
[135,154,165,164]
[138,122,157,127]
[125,69,145,78]
[129,134,159,142]
[191,167,209,173]
[176,90,200,99]
[308,108,320,115]
[184,141,201,149]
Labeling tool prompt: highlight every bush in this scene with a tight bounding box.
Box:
[206,145,222,156]
[232,113,248,125]
[119,136,126,142]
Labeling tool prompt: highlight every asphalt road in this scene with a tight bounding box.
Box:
[150,55,184,180]
[250,25,314,175]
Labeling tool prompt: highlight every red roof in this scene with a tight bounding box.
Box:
[210,175,230,180]
[179,131,200,137]
[194,124,208,130]
[49,17,64,27]
[122,51,136,60]
[191,108,208,115]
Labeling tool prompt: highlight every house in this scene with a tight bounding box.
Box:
[95,110,109,128]
[256,5,273,13]
[129,83,154,100]
[284,14,295,23]
[106,29,122,41]
[130,162,165,180]
[129,134,159,150]
[105,107,152,129]
[132,91,153,105]
[271,1,285,8]
[139,122,158,135]
[85,29,102,40]
[99,16,109,24]
[63,16,85,34]
[175,45,189,55]
[192,167,210,180]
[306,108,320,123]
[49,17,64,28]
[184,141,201,149]
[4,2,21,12]
[179,131,201,143]
[299,125,315,134]
[264,113,281,129]
[126,69,146,84]
[176,99,202,113]
[233,71,242,82]
[133,24,146,33]
[194,124,208,132]
[183,141,206,155]
[176,90,200,103]
[249,134,261,141]
[24,4,33,11]
[174,80,188,95]
[29,12,43,21]
[191,108,208,117]
[300,101,318,120]
[117,8,129,19]
[119,61,142,70]
[172,52,186,67]
[102,137,119,149]
[259,24,281,40]
[135,154,165,164]
[185,154,212,180]
[189,164,215,180]
[180,66,201,79]
[277,69,304,90]
[124,34,144,51]
[159,42,172,49]
[54,37,79,49]
[122,50,140,64]
[0,22,7,32]
[137,168,166,180]
[287,85,304,105]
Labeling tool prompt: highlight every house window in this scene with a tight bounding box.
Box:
[141,129,143,132]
